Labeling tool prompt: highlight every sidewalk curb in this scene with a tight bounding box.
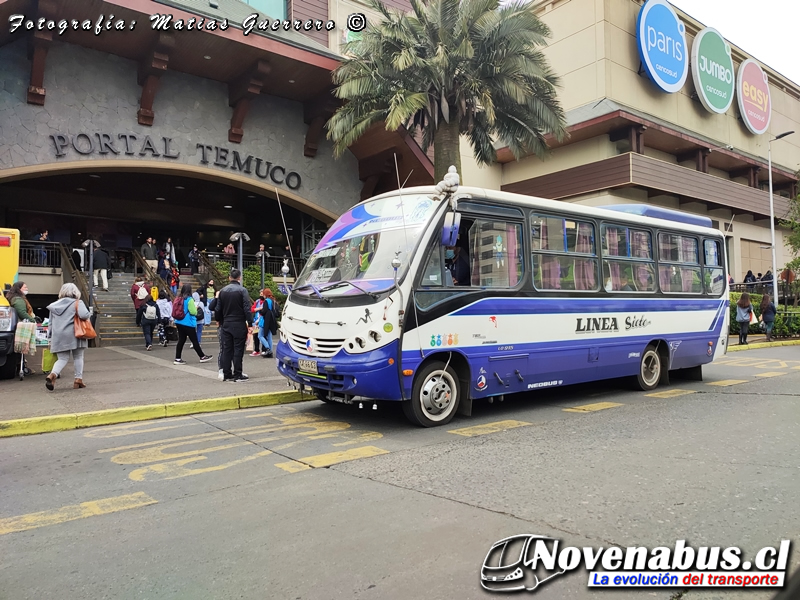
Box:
[0,390,309,438]
[727,339,800,352]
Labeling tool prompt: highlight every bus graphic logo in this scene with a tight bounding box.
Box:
[477,375,487,390]
[481,534,565,593]
[306,338,316,353]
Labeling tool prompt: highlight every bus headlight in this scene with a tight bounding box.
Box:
[369,330,381,342]
[0,307,11,332]
[355,337,366,348]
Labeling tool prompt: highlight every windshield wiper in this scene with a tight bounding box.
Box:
[320,280,380,300]
[294,283,332,303]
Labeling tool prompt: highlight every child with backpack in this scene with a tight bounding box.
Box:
[155,291,173,347]
[136,294,161,350]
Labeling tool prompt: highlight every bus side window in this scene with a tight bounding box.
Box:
[469,220,523,288]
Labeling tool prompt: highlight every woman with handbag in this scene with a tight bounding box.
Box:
[735,292,754,346]
[45,283,93,390]
[760,294,777,342]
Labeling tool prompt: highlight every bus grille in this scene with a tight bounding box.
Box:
[288,333,346,357]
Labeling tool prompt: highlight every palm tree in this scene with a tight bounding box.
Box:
[327,0,567,182]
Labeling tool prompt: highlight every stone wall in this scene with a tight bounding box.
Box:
[0,39,360,218]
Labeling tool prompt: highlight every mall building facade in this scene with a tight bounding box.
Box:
[460,0,800,282]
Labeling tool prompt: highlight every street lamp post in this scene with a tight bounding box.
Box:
[255,251,266,290]
[768,131,794,307]
[229,232,250,274]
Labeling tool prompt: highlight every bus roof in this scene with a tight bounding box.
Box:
[367,186,723,237]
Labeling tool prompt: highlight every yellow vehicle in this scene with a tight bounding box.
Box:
[0,228,21,377]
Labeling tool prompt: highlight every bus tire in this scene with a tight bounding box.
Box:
[403,361,460,427]
[636,344,662,391]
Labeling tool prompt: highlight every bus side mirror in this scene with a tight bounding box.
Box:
[441,213,461,247]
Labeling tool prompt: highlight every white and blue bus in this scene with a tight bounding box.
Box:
[276,171,729,426]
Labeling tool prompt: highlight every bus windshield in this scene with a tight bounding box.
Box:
[294,194,439,297]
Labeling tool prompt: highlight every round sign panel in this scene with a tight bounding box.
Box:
[737,58,771,134]
[637,0,689,93]
[691,28,735,114]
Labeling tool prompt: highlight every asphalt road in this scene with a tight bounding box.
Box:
[1,347,799,600]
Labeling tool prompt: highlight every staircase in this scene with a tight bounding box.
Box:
[94,272,218,347]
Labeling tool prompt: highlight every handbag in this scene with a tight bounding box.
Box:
[749,310,757,325]
[74,301,97,340]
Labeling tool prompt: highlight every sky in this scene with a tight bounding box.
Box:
[669,0,800,85]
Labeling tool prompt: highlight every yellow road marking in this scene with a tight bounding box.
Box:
[128,450,272,481]
[755,372,787,378]
[0,492,157,536]
[448,420,532,437]
[274,461,313,473]
[563,402,623,413]
[706,379,749,386]
[283,446,389,469]
[645,389,697,398]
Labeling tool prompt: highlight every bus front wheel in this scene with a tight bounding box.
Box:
[637,345,662,391]
[403,361,461,427]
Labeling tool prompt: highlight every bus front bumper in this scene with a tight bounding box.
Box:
[276,339,403,401]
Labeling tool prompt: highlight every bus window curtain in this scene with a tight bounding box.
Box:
[507,224,519,287]
[540,219,561,289]
[606,227,621,288]
[631,230,651,290]
[573,223,595,290]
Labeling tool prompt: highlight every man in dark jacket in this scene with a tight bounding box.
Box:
[214,268,252,382]
[93,245,111,291]
[140,237,158,272]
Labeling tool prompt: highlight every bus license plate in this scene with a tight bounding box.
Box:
[298,359,318,372]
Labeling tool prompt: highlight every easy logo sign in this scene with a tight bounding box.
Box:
[691,28,735,114]
[637,0,688,93]
[737,59,771,135]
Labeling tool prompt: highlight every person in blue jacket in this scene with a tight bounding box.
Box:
[173,283,212,365]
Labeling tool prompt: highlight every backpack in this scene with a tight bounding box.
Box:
[136,284,148,300]
[196,305,204,321]
[172,296,186,320]
[144,304,157,321]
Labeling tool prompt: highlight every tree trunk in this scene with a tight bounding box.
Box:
[433,117,462,183]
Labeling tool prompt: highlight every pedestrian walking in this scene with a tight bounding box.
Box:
[214,268,252,382]
[140,237,158,272]
[130,276,151,311]
[169,266,181,296]
[136,293,161,350]
[193,291,206,345]
[155,291,173,347]
[173,284,212,365]
[759,294,777,342]
[736,292,754,345]
[258,289,279,357]
[208,291,224,380]
[45,283,91,390]
[163,237,177,267]
[189,245,201,275]
[250,292,265,356]
[93,244,111,291]
[5,281,36,323]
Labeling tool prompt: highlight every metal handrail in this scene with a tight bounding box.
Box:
[56,243,101,347]
[197,252,227,291]
[131,250,174,300]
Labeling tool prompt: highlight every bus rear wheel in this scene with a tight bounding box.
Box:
[403,361,460,427]
[637,345,662,391]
